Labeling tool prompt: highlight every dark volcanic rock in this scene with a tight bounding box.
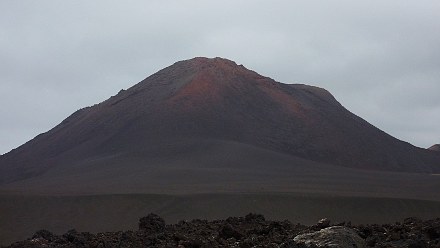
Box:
[139,213,166,233]
[245,213,266,223]
[7,214,440,248]
[315,218,331,229]
[294,226,366,247]
[219,223,243,240]
[32,230,54,242]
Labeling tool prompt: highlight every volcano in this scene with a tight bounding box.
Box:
[0,57,439,193]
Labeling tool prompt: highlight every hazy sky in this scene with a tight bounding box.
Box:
[1,0,439,154]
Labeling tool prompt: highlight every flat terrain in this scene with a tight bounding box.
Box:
[1,141,440,245]
[1,193,440,246]
[1,140,440,200]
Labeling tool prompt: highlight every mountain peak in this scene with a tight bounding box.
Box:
[130,57,266,95]
[188,56,239,67]
[172,57,265,80]
[163,57,276,113]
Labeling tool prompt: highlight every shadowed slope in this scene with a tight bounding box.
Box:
[0,57,440,186]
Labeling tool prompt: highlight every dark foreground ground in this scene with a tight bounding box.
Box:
[6,213,440,247]
[2,193,440,246]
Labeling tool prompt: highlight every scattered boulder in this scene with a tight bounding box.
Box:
[62,229,87,246]
[245,213,266,223]
[316,218,331,229]
[293,226,366,248]
[32,230,54,241]
[138,213,165,233]
[219,223,243,240]
[280,240,317,248]
[8,215,440,247]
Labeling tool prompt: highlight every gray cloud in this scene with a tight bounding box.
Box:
[1,0,439,154]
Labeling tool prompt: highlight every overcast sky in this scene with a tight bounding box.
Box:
[0,0,439,155]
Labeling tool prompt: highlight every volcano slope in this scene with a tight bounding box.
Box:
[0,57,440,245]
[1,57,439,189]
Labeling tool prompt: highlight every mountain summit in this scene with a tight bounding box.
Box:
[1,57,439,186]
